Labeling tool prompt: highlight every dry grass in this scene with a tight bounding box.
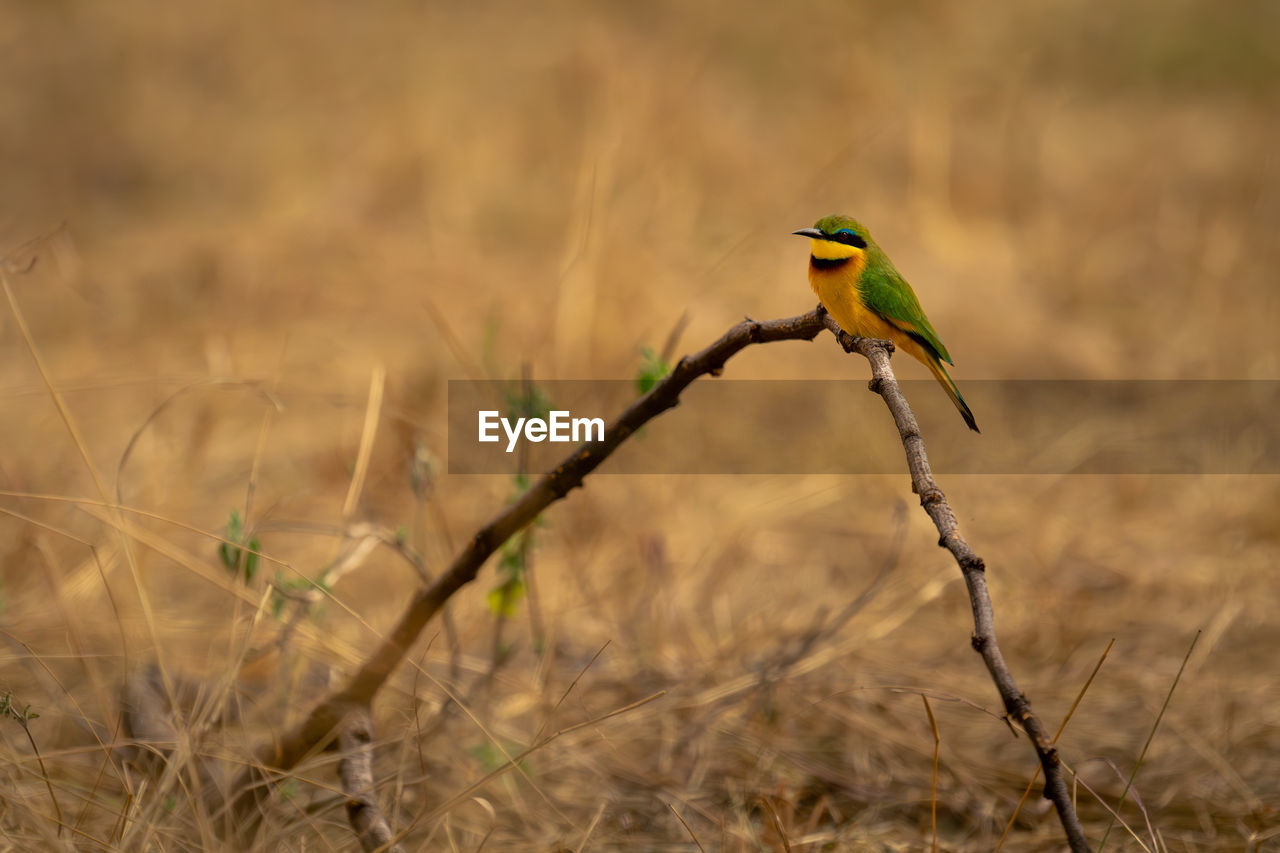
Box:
[1,1,1278,849]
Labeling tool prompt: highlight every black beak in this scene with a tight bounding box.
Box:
[791,228,823,239]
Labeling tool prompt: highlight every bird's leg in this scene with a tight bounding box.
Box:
[814,304,896,357]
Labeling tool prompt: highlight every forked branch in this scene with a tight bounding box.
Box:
[230,306,1090,851]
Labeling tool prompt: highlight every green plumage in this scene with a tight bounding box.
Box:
[804,214,978,432]
[812,214,952,365]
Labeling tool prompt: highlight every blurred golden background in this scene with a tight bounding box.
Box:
[1,1,1277,849]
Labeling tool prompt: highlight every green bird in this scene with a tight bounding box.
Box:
[794,214,979,432]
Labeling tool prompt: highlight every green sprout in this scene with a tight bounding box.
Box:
[487,528,530,619]
[218,509,261,583]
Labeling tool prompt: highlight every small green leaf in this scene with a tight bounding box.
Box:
[486,575,525,619]
[220,509,261,583]
[635,346,671,394]
[0,691,40,725]
[498,541,523,573]
[244,538,260,583]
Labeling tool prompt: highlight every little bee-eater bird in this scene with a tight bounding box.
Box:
[795,214,979,432]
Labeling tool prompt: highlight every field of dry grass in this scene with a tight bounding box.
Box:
[1,1,1278,850]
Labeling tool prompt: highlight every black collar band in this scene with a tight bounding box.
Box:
[810,255,852,270]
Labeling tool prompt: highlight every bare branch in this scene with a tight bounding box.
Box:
[337,707,404,853]
[226,306,1091,851]
[819,310,1092,851]
[232,310,827,797]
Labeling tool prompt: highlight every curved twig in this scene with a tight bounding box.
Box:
[234,311,828,783]
[228,310,827,832]
[819,311,1091,851]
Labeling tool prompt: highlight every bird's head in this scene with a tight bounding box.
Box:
[792,214,870,262]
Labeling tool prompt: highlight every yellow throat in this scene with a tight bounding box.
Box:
[808,238,863,262]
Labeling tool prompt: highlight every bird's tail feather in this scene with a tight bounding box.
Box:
[926,358,980,433]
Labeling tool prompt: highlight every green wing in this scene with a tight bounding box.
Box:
[858,255,953,365]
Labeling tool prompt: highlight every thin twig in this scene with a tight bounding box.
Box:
[819,310,1091,851]
[0,691,62,836]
